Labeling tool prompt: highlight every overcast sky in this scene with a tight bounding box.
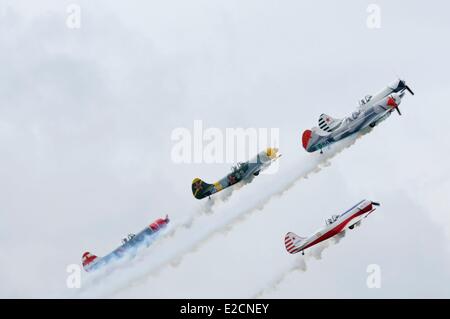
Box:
[1,0,449,298]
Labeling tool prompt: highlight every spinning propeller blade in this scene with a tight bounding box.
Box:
[371,201,381,206]
[405,85,414,95]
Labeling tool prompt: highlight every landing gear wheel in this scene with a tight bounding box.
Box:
[349,225,354,230]
[369,123,376,128]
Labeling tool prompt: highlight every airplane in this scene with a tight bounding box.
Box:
[284,200,379,255]
[191,147,281,200]
[81,215,169,272]
[302,79,414,153]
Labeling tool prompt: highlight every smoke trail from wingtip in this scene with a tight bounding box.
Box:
[153,171,256,240]
[252,256,307,299]
[252,232,347,298]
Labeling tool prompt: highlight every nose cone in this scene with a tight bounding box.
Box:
[265,147,279,159]
[155,216,169,227]
[150,216,168,230]
[386,93,402,109]
[392,92,403,104]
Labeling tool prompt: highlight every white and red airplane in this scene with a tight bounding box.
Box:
[284,200,379,255]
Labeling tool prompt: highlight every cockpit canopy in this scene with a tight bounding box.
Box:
[232,162,248,173]
[351,110,361,120]
[343,109,361,124]
[231,163,241,173]
[326,214,340,226]
[359,95,372,107]
[122,233,136,245]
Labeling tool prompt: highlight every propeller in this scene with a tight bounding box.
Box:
[395,83,414,115]
[398,78,415,96]
[405,85,414,95]
[371,201,381,206]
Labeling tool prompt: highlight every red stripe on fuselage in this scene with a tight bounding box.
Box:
[292,203,373,253]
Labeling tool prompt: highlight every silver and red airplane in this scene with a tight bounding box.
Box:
[302,79,414,153]
[284,200,379,255]
[82,215,169,272]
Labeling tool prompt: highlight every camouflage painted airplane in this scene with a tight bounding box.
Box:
[302,79,414,153]
[284,199,379,255]
[82,215,169,272]
[191,147,281,200]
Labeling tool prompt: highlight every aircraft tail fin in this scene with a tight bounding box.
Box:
[318,113,342,132]
[191,178,214,200]
[284,232,307,254]
[82,251,99,271]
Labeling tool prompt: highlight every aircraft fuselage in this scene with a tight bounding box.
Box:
[285,200,377,254]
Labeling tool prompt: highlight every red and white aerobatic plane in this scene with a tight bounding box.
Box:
[284,199,379,255]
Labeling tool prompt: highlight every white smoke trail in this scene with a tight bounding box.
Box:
[150,170,256,241]
[252,232,346,298]
[76,131,369,297]
[252,256,308,299]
